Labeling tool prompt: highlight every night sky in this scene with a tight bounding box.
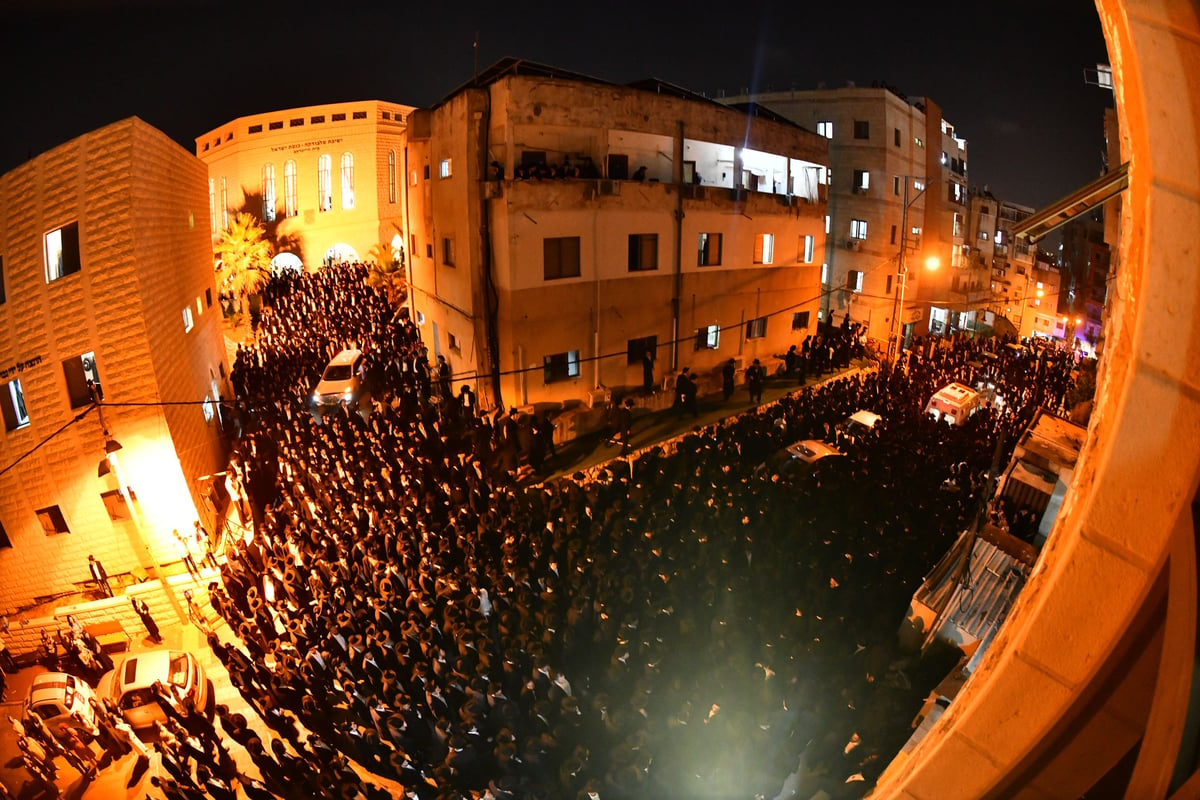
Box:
[3,0,1110,209]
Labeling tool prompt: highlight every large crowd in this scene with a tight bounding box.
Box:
[184,263,1084,800]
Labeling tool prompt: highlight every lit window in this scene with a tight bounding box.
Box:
[911,226,922,237]
[388,151,397,203]
[824,215,831,235]
[2,379,30,431]
[694,325,720,350]
[914,180,925,191]
[979,231,989,241]
[544,237,581,280]
[753,234,774,264]
[543,350,581,383]
[261,164,276,222]
[995,230,1005,244]
[802,235,815,263]
[914,137,924,147]
[44,223,81,283]
[853,169,869,191]
[208,179,216,234]
[821,263,830,284]
[847,270,864,292]
[745,317,767,339]
[318,154,333,212]
[284,160,298,218]
[941,151,949,166]
[698,232,722,266]
[221,177,229,230]
[850,219,868,240]
[816,121,833,139]
[628,234,659,271]
[953,212,963,238]
[411,170,419,186]
[341,153,355,209]
[183,306,194,332]
[439,159,452,178]
[1036,281,1044,289]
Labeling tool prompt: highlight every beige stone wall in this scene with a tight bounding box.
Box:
[0,118,226,612]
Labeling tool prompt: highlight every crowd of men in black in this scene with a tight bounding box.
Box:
[195,263,1083,800]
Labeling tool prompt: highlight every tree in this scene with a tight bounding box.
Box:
[214,213,273,313]
[366,241,407,306]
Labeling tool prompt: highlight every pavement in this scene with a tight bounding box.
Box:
[0,359,873,799]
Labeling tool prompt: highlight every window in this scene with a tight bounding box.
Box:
[914,179,925,191]
[628,234,658,272]
[995,230,1005,245]
[628,335,658,365]
[684,325,715,352]
[948,182,965,205]
[311,115,325,124]
[221,178,229,230]
[0,519,9,549]
[62,352,101,409]
[802,235,815,263]
[894,128,901,147]
[269,121,282,131]
[824,215,830,234]
[248,124,263,134]
[850,219,868,240]
[979,231,990,241]
[44,222,81,283]
[206,288,213,307]
[36,506,69,536]
[543,350,581,383]
[543,237,581,280]
[0,255,5,304]
[853,120,869,139]
[911,226,922,237]
[886,275,894,294]
[607,154,629,180]
[745,317,767,339]
[318,154,333,212]
[332,112,346,122]
[352,111,367,120]
[284,160,298,218]
[442,237,455,267]
[208,179,216,234]
[893,176,901,196]
[423,165,431,181]
[411,170,419,186]
[439,159,452,178]
[388,151,397,203]
[847,270,864,293]
[853,169,869,191]
[100,489,135,522]
[940,151,949,166]
[2,379,30,431]
[816,121,833,139]
[821,263,830,285]
[290,118,304,127]
[698,233,722,266]
[753,234,774,264]
[183,306,194,332]
[448,332,461,352]
[341,153,355,209]
[426,243,433,258]
[914,137,924,148]
[953,212,964,238]
[261,164,276,222]
[791,311,810,330]
[890,225,897,245]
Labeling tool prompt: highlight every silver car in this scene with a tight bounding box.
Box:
[106,649,209,728]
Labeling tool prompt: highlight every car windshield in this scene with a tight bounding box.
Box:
[32,702,62,718]
[168,654,190,687]
[322,364,354,381]
[119,688,156,711]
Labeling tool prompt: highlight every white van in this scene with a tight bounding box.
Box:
[926,382,988,426]
[24,672,98,737]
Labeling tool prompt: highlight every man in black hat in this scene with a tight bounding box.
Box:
[88,554,112,598]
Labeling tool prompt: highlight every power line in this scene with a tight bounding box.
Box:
[0,405,95,479]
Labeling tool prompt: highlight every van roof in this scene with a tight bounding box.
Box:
[930,382,978,407]
[848,410,881,428]
[28,673,76,704]
[328,348,362,366]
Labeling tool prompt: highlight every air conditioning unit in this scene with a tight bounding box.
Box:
[584,386,611,409]
[599,179,621,196]
[845,239,862,251]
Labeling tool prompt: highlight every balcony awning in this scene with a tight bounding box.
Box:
[1012,162,1129,243]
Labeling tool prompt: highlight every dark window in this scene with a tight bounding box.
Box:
[423,165,431,181]
[425,243,433,258]
[36,506,69,536]
[205,288,213,307]
[628,234,658,272]
[62,352,101,409]
[886,275,894,294]
[746,317,767,339]
[607,154,629,180]
[894,128,901,146]
[100,488,136,522]
[694,325,720,350]
[332,113,346,122]
[1,379,30,431]
[0,519,9,548]
[543,237,581,280]
[791,311,810,330]
[521,151,547,168]
[248,124,263,134]
[627,335,657,365]
[45,222,81,283]
[289,118,304,127]
[543,351,581,383]
[269,121,283,130]
[442,237,455,267]
[698,233,722,266]
[890,225,897,244]
[0,255,5,304]
[310,115,325,124]
[854,120,870,140]
[853,169,869,191]
[352,111,367,120]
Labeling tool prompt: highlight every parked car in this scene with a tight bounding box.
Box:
[843,410,882,442]
[309,348,370,418]
[103,649,210,728]
[23,672,97,738]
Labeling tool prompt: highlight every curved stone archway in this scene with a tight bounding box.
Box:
[875,1,1200,797]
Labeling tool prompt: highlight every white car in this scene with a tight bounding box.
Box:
[24,672,97,738]
[104,649,210,728]
[309,348,369,416]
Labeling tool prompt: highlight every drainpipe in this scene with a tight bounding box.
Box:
[402,146,416,322]
[671,121,685,371]
[476,88,503,409]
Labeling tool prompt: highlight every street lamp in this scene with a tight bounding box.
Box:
[99,430,187,623]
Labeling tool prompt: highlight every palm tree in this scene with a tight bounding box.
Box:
[366,241,407,306]
[214,213,273,314]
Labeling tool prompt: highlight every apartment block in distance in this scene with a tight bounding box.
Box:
[404,59,829,410]
[196,100,415,269]
[0,118,231,611]
[721,85,987,349]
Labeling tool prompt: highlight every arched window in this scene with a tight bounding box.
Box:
[388,150,397,204]
[261,163,276,222]
[341,152,355,209]
[284,160,298,218]
[318,154,332,212]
